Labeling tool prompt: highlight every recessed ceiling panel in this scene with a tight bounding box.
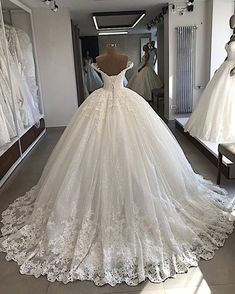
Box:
[93,10,146,29]
[1,0,20,10]
[97,15,137,28]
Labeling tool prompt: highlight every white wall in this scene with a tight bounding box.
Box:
[166,0,211,120]
[11,10,32,39]
[32,8,78,127]
[164,0,234,121]
[209,0,234,77]
[164,13,170,119]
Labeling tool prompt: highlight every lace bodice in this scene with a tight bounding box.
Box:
[226,41,235,61]
[91,61,133,91]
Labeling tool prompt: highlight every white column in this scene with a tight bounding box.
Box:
[32,8,78,127]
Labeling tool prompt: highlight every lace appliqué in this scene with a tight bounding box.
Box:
[0,183,234,286]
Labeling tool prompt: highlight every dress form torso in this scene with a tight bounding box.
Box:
[226,41,235,60]
[228,14,235,44]
[148,48,157,69]
[96,46,128,76]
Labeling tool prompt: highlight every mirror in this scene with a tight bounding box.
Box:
[0,0,42,155]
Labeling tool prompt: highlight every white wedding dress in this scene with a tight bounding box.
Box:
[5,26,41,128]
[0,104,10,147]
[128,56,163,101]
[84,58,103,93]
[148,48,157,70]
[184,41,235,142]
[16,27,39,111]
[0,61,234,286]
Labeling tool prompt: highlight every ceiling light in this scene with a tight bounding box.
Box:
[43,0,51,5]
[186,0,194,11]
[98,31,128,36]
[92,10,146,31]
[131,13,146,28]
[93,16,99,30]
[51,0,58,12]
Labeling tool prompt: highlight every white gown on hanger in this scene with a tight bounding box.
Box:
[0,104,10,147]
[84,58,103,93]
[16,27,39,111]
[184,41,235,142]
[0,61,17,139]
[5,26,41,128]
[0,34,21,137]
[0,61,234,286]
[128,57,163,101]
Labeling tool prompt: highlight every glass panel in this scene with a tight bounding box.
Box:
[0,0,18,156]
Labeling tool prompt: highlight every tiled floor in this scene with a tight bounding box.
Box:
[0,127,234,294]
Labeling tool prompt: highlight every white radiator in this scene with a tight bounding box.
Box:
[176,26,197,114]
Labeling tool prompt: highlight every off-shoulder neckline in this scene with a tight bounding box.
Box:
[91,61,133,77]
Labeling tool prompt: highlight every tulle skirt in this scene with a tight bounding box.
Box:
[184,60,235,142]
[0,87,234,286]
[128,65,163,101]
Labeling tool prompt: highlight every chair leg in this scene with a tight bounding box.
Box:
[217,152,222,185]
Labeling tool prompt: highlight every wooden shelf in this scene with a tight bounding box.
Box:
[175,118,235,179]
[0,118,46,183]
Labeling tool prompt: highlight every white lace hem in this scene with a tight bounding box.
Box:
[0,185,234,286]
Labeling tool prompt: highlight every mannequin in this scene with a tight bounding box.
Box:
[184,13,235,143]
[229,14,235,43]
[128,44,163,100]
[229,14,235,76]
[84,50,93,65]
[138,44,149,72]
[96,44,128,76]
[149,41,158,69]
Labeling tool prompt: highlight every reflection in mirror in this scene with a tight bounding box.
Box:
[83,49,103,95]
[0,1,17,155]
[128,40,163,103]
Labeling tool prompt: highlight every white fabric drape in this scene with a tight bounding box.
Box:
[0,25,41,148]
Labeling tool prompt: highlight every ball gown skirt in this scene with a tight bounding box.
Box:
[0,62,234,286]
[184,42,235,142]
[128,65,163,101]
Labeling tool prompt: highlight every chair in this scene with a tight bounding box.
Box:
[217,143,235,185]
[151,88,164,110]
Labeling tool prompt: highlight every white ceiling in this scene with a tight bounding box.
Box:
[17,0,165,35]
[1,0,19,9]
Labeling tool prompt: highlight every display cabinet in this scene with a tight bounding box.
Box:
[0,0,45,187]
